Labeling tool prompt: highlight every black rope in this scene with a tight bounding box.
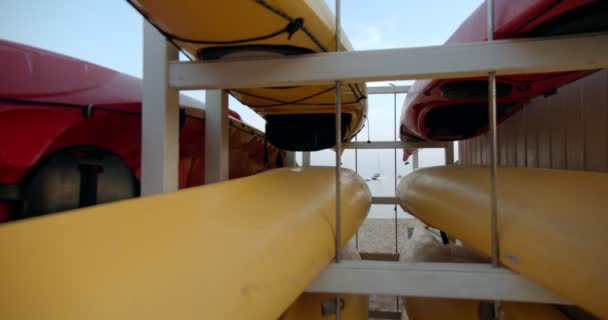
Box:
[231,86,335,107]
[354,84,368,102]
[125,0,327,52]
[347,83,360,101]
[230,86,366,108]
[0,97,140,116]
[253,0,328,52]
[1,97,265,138]
[162,18,304,45]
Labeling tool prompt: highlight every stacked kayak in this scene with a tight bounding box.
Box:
[0,39,284,221]
[397,166,608,319]
[0,167,372,319]
[400,0,608,159]
[400,225,568,320]
[127,0,368,151]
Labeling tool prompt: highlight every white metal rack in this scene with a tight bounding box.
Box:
[167,33,608,89]
[141,16,608,306]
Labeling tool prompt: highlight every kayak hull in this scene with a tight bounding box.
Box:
[400,0,607,157]
[129,0,368,151]
[397,166,608,318]
[0,167,371,320]
[0,40,284,221]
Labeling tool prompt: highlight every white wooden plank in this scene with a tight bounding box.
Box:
[476,136,483,165]
[305,260,569,304]
[169,33,608,89]
[550,92,567,169]
[463,140,470,165]
[480,133,488,165]
[506,113,517,166]
[499,122,507,165]
[458,141,464,164]
[514,111,526,167]
[470,138,477,165]
[564,83,585,170]
[525,105,538,168]
[459,141,465,165]
[505,116,515,167]
[582,71,608,172]
[141,21,180,195]
[466,140,473,164]
[537,98,552,168]
[469,139,474,165]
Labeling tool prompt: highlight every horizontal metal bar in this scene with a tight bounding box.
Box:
[344,141,447,149]
[305,260,569,304]
[169,33,608,89]
[371,196,397,205]
[366,85,411,94]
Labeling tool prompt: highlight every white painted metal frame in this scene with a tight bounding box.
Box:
[142,23,230,189]
[204,90,229,184]
[285,152,296,167]
[444,142,455,165]
[305,260,568,304]
[169,32,608,89]
[366,85,411,94]
[302,152,311,166]
[141,21,180,195]
[141,20,607,304]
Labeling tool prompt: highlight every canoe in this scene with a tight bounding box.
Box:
[400,0,608,158]
[0,166,371,320]
[0,39,284,221]
[127,0,368,151]
[397,166,608,318]
[400,225,567,320]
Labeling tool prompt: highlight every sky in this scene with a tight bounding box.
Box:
[1,0,483,217]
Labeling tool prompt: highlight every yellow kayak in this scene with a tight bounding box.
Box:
[0,167,371,320]
[397,166,608,319]
[129,0,367,151]
[400,225,567,320]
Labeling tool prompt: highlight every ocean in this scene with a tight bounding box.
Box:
[303,147,452,219]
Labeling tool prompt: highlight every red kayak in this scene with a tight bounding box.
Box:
[0,40,285,222]
[400,0,608,160]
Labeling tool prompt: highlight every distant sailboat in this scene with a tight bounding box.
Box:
[367,156,387,181]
